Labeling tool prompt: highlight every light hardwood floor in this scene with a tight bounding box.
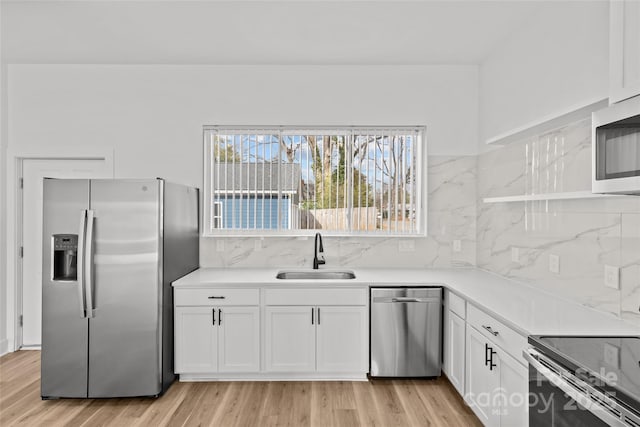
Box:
[1,351,481,426]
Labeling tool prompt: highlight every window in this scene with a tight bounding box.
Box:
[203,126,425,236]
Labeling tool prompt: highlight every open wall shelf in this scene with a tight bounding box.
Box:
[482,191,623,203]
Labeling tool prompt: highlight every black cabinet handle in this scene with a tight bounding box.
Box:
[488,347,497,371]
[208,296,226,299]
[218,309,222,325]
[212,308,216,325]
[317,307,320,325]
[311,307,314,325]
[485,343,490,367]
[482,325,499,336]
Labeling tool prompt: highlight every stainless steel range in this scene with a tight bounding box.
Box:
[525,335,640,427]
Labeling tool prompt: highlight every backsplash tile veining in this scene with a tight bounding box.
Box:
[620,214,640,325]
[200,155,477,269]
[200,117,639,327]
[477,118,640,326]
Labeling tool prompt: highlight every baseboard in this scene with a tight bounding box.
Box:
[179,372,369,382]
[0,339,9,357]
[20,345,41,350]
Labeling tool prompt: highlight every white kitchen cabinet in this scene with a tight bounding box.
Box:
[466,325,501,427]
[499,349,529,427]
[444,308,466,395]
[175,305,260,374]
[316,306,367,373]
[265,306,316,372]
[217,306,260,373]
[264,287,368,376]
[174,286,367,379]
[610,0,640,103]
[174,307,218,374]
[465,325,529,427]
[467,304,528,366]
[444,291,466,395]
[174,289,260,374]
[265,305,367,374]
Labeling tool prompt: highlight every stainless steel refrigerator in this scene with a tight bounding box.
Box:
[41,178,199,399]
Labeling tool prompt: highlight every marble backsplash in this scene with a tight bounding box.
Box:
[200,155,477,269]
[477,118,640,326]
[200,117,640,327]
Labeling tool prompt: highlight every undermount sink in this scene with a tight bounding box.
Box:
[276,270,356,280]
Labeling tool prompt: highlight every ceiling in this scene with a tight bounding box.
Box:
[1,1,553,65]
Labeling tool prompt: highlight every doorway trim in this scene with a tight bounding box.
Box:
[5,147,114,353]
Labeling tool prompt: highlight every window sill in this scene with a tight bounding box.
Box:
[201,231,427,239]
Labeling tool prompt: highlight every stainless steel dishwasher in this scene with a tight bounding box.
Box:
[370,287,442,377]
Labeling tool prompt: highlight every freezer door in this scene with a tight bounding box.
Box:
[41,179,89,398]
[88,179,162,397]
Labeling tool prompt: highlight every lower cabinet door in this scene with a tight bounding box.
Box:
[265,306,316,372]
[174,307,218,374]
[465,326,501,427]
[316,306,367,373]
[446,310,466,395]
[499,349,529,427]
[218,306,260,373]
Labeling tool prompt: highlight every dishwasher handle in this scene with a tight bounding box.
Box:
[373,296,441,303]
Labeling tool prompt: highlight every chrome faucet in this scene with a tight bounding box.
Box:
[313,232,325,270]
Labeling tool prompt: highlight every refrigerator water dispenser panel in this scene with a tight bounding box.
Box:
[52,234,78,281]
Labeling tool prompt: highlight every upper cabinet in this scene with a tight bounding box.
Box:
[610,0,640,103]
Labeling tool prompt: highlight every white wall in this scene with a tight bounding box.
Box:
[0,1,544,66]
[3,64,479,348]
[8,64,479,167]
[0,3,7,356]
[479,0,609,145]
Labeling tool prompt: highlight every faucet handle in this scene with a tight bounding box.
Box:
[313,232,326,269]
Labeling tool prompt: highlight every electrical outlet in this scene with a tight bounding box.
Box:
[549,254,560,274]
[511,247,520,263]
[603,343,620,368]
[399,240,415,252]
[216,240,225,252]
[604,265,620,290]
[452,240,462,253]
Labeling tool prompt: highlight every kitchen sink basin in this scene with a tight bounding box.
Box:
[276,270,356,280]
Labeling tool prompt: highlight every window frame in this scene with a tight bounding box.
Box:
[202,125,427,237]
[212,201,224,229]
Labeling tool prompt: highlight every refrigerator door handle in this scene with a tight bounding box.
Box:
[84,210,95,318]
[77,210,88,318]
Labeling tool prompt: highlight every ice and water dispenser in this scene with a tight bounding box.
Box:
[52,234,78,281]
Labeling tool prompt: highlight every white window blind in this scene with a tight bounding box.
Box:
[203,126,424,235]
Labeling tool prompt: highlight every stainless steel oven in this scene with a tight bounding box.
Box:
[526,336,640,427]
[592,96,640,195]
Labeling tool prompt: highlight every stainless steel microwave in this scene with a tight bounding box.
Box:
[592,96,640,195]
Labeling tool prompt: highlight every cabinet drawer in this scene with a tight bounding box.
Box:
[174,288,260,306]
[265,288,367,306]
[447,291,466,319]
[467,304,527,365]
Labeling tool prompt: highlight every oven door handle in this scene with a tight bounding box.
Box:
[523,349,630,427]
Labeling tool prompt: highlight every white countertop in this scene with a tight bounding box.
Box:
[173,267,640,337]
